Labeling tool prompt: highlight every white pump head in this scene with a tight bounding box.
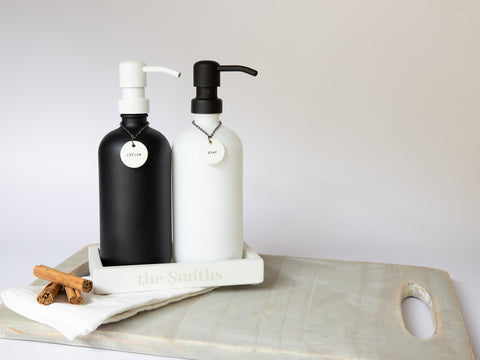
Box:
[118,60,181,114]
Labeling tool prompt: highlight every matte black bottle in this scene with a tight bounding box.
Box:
[99,114,172,266]
[98,61,179,266]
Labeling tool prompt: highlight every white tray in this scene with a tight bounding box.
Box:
[88,243,264,294]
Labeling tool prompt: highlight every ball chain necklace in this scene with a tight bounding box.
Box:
[119,121,150,168]
[191,120,225,165]
[192,120,222,143]
[120,121,150,147]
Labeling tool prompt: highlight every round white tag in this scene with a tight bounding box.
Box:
[201,138,225,165]
[120,141,148,168]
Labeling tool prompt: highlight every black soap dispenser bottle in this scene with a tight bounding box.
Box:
[99,60,180,266]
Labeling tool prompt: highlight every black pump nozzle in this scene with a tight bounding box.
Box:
[192,60,258,114]
[217,65,258,76]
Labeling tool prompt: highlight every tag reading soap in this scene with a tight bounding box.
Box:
[201,138,225,165]
[120,141,148,168]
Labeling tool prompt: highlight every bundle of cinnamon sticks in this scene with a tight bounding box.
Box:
[33,265,93,305]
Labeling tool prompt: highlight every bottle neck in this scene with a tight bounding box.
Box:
[192,113,220,131]
[120,114,149,130]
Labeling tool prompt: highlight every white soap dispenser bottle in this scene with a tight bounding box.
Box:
[172,60,258,263]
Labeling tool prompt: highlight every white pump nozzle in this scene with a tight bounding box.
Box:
[143,66,181,78]
[119,60,181,114]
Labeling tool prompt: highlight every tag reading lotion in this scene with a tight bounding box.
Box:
[201,139,225,165]
[120,141,148,168]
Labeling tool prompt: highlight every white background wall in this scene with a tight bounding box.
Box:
[1,1,478,358]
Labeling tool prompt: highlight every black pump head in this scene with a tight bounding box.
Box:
[191,60,258,114]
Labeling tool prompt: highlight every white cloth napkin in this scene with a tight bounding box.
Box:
[1,283,214,341]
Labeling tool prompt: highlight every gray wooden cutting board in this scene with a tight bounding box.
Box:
[0,246,474,359]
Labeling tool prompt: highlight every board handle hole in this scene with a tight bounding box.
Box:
[401,282,436,339]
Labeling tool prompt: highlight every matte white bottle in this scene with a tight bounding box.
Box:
[172,60,257,263]
[173,113,243,262]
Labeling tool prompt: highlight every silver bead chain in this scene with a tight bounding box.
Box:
[192,120,222,143]
[120,121,149,147]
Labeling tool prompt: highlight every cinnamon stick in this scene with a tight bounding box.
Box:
[65,286,84,305]
[33,265,93,293]
[36,282,62,305]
